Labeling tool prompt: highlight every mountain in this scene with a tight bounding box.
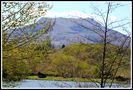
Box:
[11,17,130,48]
[37,17,130,48]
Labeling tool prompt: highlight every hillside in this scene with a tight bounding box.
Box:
[10,17,130,48]
[41,43,130,79]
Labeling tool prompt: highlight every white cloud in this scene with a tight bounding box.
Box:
[44,11,91,18]
[42,11,117,24]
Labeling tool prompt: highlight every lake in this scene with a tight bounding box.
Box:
[2,80,130,89]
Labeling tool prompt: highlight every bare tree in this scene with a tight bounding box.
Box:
[72,2,131,88]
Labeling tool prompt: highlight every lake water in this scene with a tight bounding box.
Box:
[3,80,130,89]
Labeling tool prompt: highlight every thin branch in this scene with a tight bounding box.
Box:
[71,19,104,40]
[2,3,28,22]
[4,19,55,51]
[91,4,106,24]
[108,40,130,87]
[103,34,130,86]
[108,18,129,26]
[110,22,130,30]
[79,17,105,33]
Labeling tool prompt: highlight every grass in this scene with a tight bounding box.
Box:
[26,76,101,82]
[26,76,130,84]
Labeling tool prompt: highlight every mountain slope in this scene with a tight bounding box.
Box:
[38,17,130,48]
[11,17,130,48]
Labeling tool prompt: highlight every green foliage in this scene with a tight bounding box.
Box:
[34,36,52,55]
[54,54,75,77]
[2,2,55,82]
[3,42,130,82]
[44,43,130,79]
[3,48,31,82]
[2,37,53,81]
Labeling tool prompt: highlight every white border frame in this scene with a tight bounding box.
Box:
[1,1,132,89]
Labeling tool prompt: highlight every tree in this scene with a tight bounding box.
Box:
[30,36,53,74]
[72,2,131,88]
[2,1,55,81]
[2,1,54,51]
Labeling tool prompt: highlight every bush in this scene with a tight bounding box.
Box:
[3,58,30,81]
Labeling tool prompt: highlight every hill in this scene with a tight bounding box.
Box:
[42,43,130,79]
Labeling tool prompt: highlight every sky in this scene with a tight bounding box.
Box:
[43,1,132,35]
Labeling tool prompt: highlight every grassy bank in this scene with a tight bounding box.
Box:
[26,76,129,84]
[27,76,101,82]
